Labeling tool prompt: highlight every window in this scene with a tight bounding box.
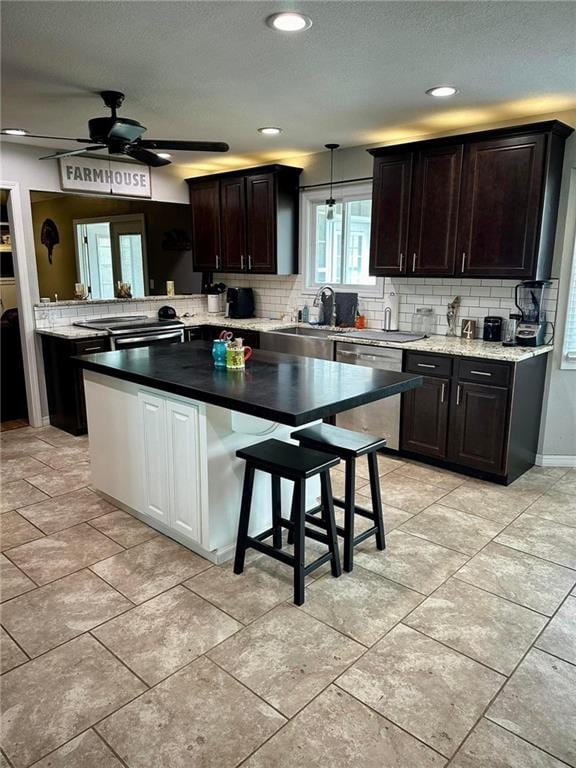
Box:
[563,238,576,368]
[302,183,381,294]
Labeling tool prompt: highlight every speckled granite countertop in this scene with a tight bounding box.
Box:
[36,315,552,362]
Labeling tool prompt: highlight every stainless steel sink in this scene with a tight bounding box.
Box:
[273,326,337,338]
[260,326,336,360]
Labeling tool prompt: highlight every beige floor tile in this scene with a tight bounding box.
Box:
[535,598,576,665]
[337,624,504,758]
[6,524,123,585]
[31,445,91,470]
[2,456,49,483]
[0,634,145,768]
[496,513,576,569]
[0,554,36,601]
[525,490,576,529]
[376,473,448,514]
[91,535,211,603]
[209,604,364,717]
[451,718,566,768]
[0,437,53,460]
[440,480,540,524]
[555,469,576,497]
[355,529,468,595]
[405,579,546,675]
[393,462,467,491]
[0,628,27,673]
[330,468,370,499]
[185,554,294,624]
[88,509,158,547]
[400,504,504,555]
[94,585,241,684]
[1,569,131,657]
[29,730,124,768]
[0,480,49,514]
[455,542,576,616]
[18,489,116,534]
[244,685,446,768]
[300,566,423,646]
[27,427,84,449]
[355,453,406,480]
[97,656,285,768]
[353,493,414,530]
[487,648,576,766]
[26,463,93,498]
[0,511,44,551]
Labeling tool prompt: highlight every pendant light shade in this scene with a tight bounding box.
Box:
[325,143,339,220]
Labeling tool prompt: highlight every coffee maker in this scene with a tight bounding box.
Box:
[226,287,255,319]
[514,281,550,347]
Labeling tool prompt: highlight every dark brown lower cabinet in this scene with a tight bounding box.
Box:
[448,382,508,474]
[400,376,449,459]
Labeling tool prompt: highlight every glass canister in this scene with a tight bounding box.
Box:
[411,307,436,336]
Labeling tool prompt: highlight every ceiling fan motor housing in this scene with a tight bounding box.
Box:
[88,116,146,144]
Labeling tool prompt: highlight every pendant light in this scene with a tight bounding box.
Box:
[325,143,339,220]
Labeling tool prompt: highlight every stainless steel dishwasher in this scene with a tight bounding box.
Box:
[335,343,403,450]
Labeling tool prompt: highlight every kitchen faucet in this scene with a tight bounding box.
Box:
[313,285,337,326]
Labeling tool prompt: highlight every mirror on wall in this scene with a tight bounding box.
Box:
[30,191,202,301]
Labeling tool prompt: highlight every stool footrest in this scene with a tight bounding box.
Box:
[332,497,375,520]
[243,537,295,567]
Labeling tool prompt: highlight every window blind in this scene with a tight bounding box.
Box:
[564,242,576,362]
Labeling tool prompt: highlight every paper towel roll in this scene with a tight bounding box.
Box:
[383,291,399,330]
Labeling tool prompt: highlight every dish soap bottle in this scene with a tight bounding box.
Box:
[302,304,310,324]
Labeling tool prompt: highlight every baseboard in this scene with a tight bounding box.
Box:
[535,453,576,468]
[41,416,51,426]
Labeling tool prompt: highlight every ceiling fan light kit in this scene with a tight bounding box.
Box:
[2,90,230,167]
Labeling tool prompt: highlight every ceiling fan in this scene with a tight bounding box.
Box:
[1,90,230,167]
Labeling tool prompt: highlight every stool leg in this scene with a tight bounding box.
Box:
[287,480,296,545]
[368,452,386,550]
[320,470,342,578]
[343,457,356,572]
[234,464,255,575]
[293,479,306,606]
[271,474,282,549]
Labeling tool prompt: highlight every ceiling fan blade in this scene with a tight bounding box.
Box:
[139,139,230,153]
[39,145,107,160]
[1,133,96,143]
[124,145,171,167]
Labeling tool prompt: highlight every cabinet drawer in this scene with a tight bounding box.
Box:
[74,338,110,355]
[457,359,511,387]
[405,352,452,377]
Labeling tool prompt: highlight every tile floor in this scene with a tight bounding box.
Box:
[1,425,575,767]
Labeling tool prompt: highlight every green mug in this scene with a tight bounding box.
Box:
[226,345,253,370]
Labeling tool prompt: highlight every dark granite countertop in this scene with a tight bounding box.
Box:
[75,342,422,427]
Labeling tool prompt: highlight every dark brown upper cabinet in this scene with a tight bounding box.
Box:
[189,179,221,271]
[187,165,301,274]
[369,121,572,279]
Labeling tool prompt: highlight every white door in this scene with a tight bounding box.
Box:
[138,392,170,523]
[166,399,203,543]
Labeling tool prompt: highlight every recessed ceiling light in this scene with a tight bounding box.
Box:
[2,128,28,136]
[258,127,283,135]
[426,86,459,98]
[157,152,172,159]
[266,12,312,32]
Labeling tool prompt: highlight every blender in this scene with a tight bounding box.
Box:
[513,281,550,347]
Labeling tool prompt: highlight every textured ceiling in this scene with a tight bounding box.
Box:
[2,1,575,172]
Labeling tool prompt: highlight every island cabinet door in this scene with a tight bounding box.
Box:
[400,375,450,459]
[138,392,170,524]
[166,399,204,543]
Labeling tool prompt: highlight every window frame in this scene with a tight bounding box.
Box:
[300,182,384,297]
[561,169,576,370]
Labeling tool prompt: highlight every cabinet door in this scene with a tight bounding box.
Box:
[457,134,546,277]
[189,179,221,271]
[138,392,170,523]
[408,145,463,276]
[369,153,412,275]
[166,399,204,543]
[220,177,247,272]
[400,375,450,459]
[449,382,509,474]
[245,173,276,273]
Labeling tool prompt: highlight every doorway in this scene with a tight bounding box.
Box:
[74,214,147,299]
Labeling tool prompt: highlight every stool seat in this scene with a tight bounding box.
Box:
[237,438,340,480]
[291,423,386,459]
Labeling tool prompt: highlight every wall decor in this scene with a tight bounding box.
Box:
[59,156,152,198]
[40,218,60,264]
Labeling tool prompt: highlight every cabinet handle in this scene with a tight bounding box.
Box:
[399,252,404,271]
[441,383,446,403]
[215,254,221,270]
[412,252,417,272]
[240,255,245,270]
[470,370,492,377]
[248,255,252,271]
[461,252,466,272]
[81,346,103,353]
[456,384,462,405]
[417,363,437,369]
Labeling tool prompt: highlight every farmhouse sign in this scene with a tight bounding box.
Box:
[59,156,152,198]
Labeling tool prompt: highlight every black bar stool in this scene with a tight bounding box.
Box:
[291,423,386,572]
[234,438,342,605]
